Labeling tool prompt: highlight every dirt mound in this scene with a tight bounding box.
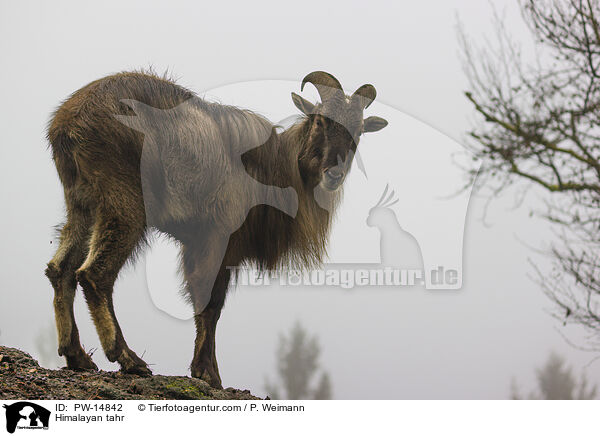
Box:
[0,346,259,400]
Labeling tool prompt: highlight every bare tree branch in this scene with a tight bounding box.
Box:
[460,0,600,345]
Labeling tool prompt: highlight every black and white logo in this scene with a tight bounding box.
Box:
[2,402,50,433]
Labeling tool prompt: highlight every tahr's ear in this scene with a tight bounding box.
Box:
[291,92,316,115]
[363,116,388,133]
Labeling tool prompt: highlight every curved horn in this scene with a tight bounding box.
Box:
[301,71,343,102]
[352,84,377,109]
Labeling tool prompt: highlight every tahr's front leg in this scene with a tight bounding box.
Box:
[181,234,232,389]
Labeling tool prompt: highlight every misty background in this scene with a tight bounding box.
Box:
[0,0,598,399]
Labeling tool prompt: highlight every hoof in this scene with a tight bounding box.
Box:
[192,367,222,389]
[119,349,152,377]
[65,351,98,371]
[120,364,152,377]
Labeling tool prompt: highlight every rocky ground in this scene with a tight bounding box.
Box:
[0,346,259,400]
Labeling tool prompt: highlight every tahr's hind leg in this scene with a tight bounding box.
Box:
[45,202,97,370]
[76,206,151,376]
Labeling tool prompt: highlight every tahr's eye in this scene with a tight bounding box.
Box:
[315,118,323,128]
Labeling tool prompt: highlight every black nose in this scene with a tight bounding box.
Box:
[326,167,344,181]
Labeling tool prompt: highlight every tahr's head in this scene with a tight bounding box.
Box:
[292,71,388,192]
